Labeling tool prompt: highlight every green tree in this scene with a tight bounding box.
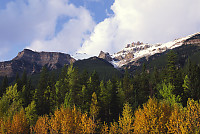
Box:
[25,100,38,127]
[34,66,50,115]
[0,84,23,118]
[157,81,181,105]
[184,60,200,100]
[67,64,81,106]
[167,50,177,84]
[0,75,8,97]
[100,80,112,122]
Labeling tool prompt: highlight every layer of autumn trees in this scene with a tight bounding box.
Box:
[0,50,200,133]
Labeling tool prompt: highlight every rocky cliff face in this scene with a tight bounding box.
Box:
[98,51,112,61]
[0,49,75,77]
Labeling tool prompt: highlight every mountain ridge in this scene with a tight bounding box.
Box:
[0,32,200,77]
[0,49,75,77]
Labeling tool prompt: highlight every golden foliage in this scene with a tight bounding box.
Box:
[49,108,63,133]
[109,121,118,134]
[118,102,134,133]
[60,106,82,133]
[48,106,96,134]
[0,117,12,133]
[34,115,49,134]
[90,92,99,123]
[101,122,109,134]
[166,104,185,133]
[80,113,96,134]
[133,98,172,133]
[185,99,200,133]
[11,108,29,133]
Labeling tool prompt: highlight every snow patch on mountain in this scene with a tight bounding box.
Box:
[111,32,200,67]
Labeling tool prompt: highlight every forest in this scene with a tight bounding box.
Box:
[0,50,200,133]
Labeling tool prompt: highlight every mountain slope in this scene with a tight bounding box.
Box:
[125,42,200,74]
[74,57,123,80]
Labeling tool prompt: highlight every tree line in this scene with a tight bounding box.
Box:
[0,50,200,133]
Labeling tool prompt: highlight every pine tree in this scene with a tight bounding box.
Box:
[15,72,23,92]
[0,75,8,97]
[34,66,50,115]
[167,50,177,84]
[99,80,112,122]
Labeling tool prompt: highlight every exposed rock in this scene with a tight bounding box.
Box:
[98,51,112,61]
[114,55,124,61]
[0,49,75,77]
[125,52,134,60]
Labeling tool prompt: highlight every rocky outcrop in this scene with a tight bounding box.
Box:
[125,52,134,60]
[184,34,200,45]
[98,51,112,61]
[0,49,75,77]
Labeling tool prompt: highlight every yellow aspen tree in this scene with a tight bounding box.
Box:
[166,104,185,133]
[0,117,12,134]
[34,115,49,134]
[49,108,63,133]
[101,122,109,134]
[109,121,118,134]
[71,106,82,133]
[185,99,200,133]
[118,102,134,134]
[61,106,82,133]
[60,107,73,133]
[11,108,29,134]
[133,98,171,133]
[80,113,96,134]
[90,92,99,123]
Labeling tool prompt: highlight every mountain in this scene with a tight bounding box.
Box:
[0,49,75,77]
[109,32,200,68]
[74,56,122,80]
[1,32,200,79]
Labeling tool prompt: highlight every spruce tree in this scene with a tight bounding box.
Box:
[0,75,8,97]
[34,66,49,115]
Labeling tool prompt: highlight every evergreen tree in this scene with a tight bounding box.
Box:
[167,50,177,84]
[66,64,81,106]
[184,60,200,100]
[0,75,8,97]
[34,66,50,115]
[21,70,27,86]
[99,80,112,122]
[86,71,100,106]
[15,72,23,92]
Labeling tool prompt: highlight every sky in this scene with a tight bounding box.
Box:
[0,0,200,61]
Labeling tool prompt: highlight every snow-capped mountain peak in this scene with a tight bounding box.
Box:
[111,32,200,67]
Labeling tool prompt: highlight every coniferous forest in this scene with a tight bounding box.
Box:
[0,50,200,133]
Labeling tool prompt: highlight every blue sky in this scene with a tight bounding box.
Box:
[0,0,200,61]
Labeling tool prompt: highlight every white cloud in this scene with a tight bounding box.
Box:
[0,0,95,59]
[78,0,200,56]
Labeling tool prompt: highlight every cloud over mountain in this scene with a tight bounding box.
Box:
[0,0,200,61]
[78,0,200,56]
[0,0,95,60]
